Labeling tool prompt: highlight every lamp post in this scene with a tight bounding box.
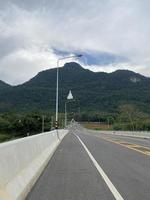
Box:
[65,101,67,127]
[65,90,74,127]
[55,54,82,129]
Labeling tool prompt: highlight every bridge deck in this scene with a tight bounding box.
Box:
[26,133,114,200]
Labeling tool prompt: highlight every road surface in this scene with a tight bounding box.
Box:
[26,127,150,200]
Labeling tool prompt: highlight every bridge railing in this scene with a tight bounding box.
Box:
[0,129,68,200]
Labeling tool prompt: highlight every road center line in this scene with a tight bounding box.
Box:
[75,134,124,200]
[99,136,150,156]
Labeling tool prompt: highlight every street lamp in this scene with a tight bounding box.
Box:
[55,54,82,129]
[65,101,67,127]
[65,90,74,127]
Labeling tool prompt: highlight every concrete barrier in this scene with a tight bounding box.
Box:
[98,130,150,139]
[0,129,68,200]
[86,129,150,139]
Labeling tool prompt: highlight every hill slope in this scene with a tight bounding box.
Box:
[0,80,11,89]
[0,62,150,113]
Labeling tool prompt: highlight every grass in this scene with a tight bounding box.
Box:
[0,133,12,143]
[82,122,113,130]
[0,133,22,143]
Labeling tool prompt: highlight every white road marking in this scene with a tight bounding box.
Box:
[75,134,124,200]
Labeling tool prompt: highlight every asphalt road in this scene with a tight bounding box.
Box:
[26,127,150,200]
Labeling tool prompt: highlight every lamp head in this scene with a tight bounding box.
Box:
[76,54,82,57]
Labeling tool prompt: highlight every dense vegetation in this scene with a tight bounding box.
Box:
[0,62,150,114]
[0,112,55,142]
[0,104,150,142]
[0,62,150,141]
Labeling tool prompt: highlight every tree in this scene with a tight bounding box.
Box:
[114,104,149,131]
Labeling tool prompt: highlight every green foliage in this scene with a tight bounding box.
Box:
[0,63,150,135]
[113,104,150,131]
[0,62,150,114]
[0,116,10,130]
[73,111,115,124]
[0,112,57,142]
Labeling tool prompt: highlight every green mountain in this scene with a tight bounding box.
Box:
[0,80,11,89]
[0,62,150,113]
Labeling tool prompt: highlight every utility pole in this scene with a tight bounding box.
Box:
[42,115,45,132]
[62,119,64,128]
[108,118,110,129]
[65,102,67,127]
[55,55,82,129]
[51,116,53,130]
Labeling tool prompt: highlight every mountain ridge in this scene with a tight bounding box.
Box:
[0,80,11,88]
[0,62,150,113]
[0,62,149,87]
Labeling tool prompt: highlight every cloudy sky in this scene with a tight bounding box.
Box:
[0,0,150,85]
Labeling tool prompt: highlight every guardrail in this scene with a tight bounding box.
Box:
[88,130,150,139]
[101,130,150,138]
[0,129,68,200]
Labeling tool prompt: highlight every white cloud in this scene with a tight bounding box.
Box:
[83,62,147,75]
[0,47,57,85]
[0,0,150,84]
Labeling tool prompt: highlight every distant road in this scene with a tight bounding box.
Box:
[26,127,150,200]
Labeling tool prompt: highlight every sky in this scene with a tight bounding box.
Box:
[0,0,150,85]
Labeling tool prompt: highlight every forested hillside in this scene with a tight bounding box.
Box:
[0,62,150,114]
